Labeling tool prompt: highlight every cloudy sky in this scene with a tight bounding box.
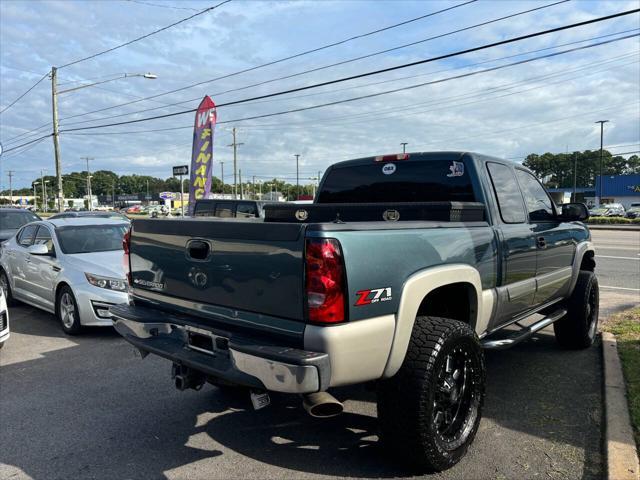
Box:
[1,0,639,190]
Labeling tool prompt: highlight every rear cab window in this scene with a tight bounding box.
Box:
[193,201,217,217]
[317,158,477,203]
[236,203,257,218]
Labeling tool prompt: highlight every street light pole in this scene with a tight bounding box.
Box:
[51,71,157,213]
[7,170,14,205]
[400,142,408,153]
[220,162,224,195]
[572,152,577,203]
[595,120,609,205]
[227,128,244,199]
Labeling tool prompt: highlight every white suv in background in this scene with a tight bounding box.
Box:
[0,286,9,349]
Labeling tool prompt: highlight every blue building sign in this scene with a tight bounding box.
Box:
[595,174,640,197]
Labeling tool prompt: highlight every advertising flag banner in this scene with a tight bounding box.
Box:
[188,96,217,215]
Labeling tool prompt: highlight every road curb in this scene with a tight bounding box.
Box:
[602,331,640,480]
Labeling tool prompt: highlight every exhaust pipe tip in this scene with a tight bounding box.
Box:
[175,375,187,391]
[302,392,343,418]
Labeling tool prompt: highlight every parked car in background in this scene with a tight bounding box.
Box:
[601,203,626,216]
[192,199,277,218]
[0,218,129,334]
[126,205,143,214]
[625,202,640,219]
[0,208,41,243]
[0,286,9,349]
[48,210,129,221]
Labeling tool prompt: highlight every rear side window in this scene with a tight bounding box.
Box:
[486,163,526,223]
[18,224,38,247]
[317,159,476,203]
[193,202,216,217]
[515,170,556,221]
[236,203,257,218]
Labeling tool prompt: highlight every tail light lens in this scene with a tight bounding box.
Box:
[305,238,346,323]
[122,228,132,286]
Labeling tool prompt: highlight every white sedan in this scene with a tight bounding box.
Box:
[0,218,129,335]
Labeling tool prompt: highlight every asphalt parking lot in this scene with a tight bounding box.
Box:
[0,229,637,480]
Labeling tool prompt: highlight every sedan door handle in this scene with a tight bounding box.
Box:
[52,266,61,272]
[537,236,547,249]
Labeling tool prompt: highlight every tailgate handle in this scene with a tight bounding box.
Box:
[187,240,210,260]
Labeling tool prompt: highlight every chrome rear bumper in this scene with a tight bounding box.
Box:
[110,305,330,394]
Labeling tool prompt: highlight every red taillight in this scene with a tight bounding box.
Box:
[374,153,409,162]
[305,238,346,324]
[122,228,132,285]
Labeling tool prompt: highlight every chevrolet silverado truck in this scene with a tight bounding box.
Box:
[111,152,597,472]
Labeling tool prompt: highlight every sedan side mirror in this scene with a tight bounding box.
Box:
[27,244,51,256]
[560,203,589,221]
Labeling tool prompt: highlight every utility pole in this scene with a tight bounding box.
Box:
[146,179,150,202]
[81,156,94,211]
[572,152,577,203]
[595,120,608,206]
[112,183,116,209]
[32,182,38,209]
[40,170,46,213]
[400,142,408,154]
[227,128,244,199]
[252,175,256,199]
[51,67,64,212]
[239,169,243,199]
[7,170,14,205]
[220,162,224,196]
[294,154,300,200]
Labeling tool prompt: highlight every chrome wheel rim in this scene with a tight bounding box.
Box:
[60,292,76,329]
[433,342,481,446]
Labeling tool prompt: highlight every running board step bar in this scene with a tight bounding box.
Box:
[481,309,567,350]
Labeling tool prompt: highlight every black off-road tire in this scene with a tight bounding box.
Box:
[377,316,486,472]
[553,271,599,349]
[0,269,17,307]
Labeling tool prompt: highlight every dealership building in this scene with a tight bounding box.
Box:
[547,173,640,208]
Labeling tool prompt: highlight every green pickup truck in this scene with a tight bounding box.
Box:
[111,151,597,471]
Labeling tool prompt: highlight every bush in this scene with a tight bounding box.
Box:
[586,216,640,224]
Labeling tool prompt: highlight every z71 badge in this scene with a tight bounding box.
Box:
[355,287,393,306]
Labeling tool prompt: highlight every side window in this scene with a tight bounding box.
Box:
[515,170,556,222]
[18,224,38,247]
[34,226,55,255]
[486,162,526,223]
[194,202,216,217]
[214,204,234,218]
[236,203,257,218]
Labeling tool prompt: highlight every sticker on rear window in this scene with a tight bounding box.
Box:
[447,161,464,177]
[382,163,396,175]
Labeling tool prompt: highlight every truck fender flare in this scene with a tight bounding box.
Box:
[568,241,595,295]
[382,264,486,379]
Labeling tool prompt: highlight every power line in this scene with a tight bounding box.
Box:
[52,0,554,125]
[1,134,53,154]
[59,29,640,135]
[52,1,479,125]
[126,0,201,11]
[0,72,49,115]
[53,27,639,131]
[57,0,232,69]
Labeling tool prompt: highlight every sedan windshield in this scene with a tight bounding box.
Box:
[56,224,128,254]
[0,210,40,229]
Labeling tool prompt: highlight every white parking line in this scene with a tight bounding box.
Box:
[597,255,640,261]
[601,285,640,292]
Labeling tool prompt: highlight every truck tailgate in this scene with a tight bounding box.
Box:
[129,218,306,321]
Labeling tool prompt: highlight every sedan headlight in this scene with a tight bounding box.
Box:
[85,273,127,292]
